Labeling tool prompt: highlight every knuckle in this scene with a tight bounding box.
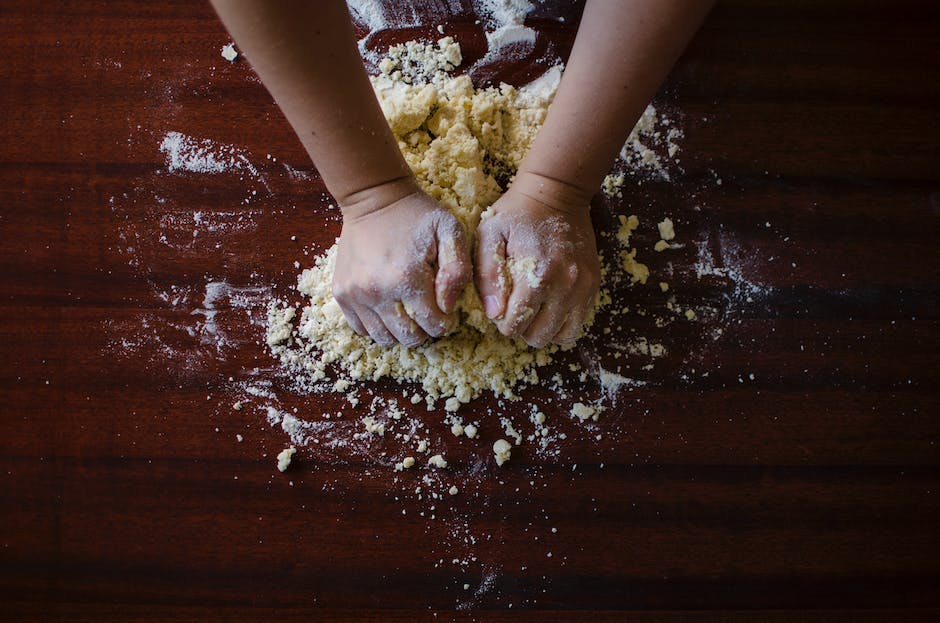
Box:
[565,263,580,285]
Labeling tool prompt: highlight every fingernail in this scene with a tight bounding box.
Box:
[483,295,501,319]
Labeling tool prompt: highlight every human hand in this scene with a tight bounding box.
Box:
[333,189,471,348]
[475,174,600,348]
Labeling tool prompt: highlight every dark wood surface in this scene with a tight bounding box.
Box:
[2,1,939,620]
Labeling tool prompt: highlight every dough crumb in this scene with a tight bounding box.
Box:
[361,416,385,436]
[428,454,448,469]
[276,446,296,472]
[221,43,238,62]
[570,402,605,422]
[493,439,512,466]
[657,217,675,241]
[602,172,625,198]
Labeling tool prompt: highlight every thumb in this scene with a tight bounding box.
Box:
[434,218,471,314]
[474,218,509,320]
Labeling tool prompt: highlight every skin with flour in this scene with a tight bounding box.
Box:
[209,0,713,348]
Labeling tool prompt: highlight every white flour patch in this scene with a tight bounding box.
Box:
[598,367,645,404]
[105,278,272,376]
[473,0,536,66]
[158,131,272,197]
[350,0,539,69]
[160,131,256,176]
[694,232,772,309]
[156,209,263,251]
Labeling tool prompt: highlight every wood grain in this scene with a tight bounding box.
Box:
[1,1,938,621]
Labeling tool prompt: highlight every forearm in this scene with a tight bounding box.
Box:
[517,0,713,205]
[209,0,415,216]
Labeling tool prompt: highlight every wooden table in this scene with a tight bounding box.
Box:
[2,1,938,620]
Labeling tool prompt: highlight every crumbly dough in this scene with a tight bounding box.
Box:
[221,43,238,62]
[267,40,564,405]
[492,438,512,466]
[657,217,675,241]
[266,38,656,406]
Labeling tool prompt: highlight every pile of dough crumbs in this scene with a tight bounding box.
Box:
[265,36,684,448]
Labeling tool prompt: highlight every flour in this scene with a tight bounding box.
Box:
[159,131,256,175]
[473,0,536,65]
[349,0,536,69]
[597,367,644,403]
[602,105,684,190]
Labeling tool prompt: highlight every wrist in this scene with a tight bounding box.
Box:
[509,169,594,216]
[337,175,421,221]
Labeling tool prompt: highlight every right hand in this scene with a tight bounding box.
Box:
[333,189,472,348]
[474,175,600,349]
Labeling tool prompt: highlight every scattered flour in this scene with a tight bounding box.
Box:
[159,131,257,176]
[349,0,537,67]
[106,15,740,603]
[475,0,536,64]
[602,105,684,191]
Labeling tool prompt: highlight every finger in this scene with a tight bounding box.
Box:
[498,286,542,339]
[357,306,397,348]
[342,307,368,338]
[474,220,509,320]
[522,299,568,349]
[378,301,428,348]
[402,291,451,338]
[434,218,472,314]
[333,290,368,337]
[553,301,592,346]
